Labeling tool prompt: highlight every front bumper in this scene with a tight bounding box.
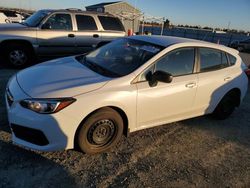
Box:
[5,76,79,151]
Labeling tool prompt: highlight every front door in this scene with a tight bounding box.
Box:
[136,47,198,129]
[37,13,76,57]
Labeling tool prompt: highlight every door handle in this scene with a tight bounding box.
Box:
[93,34,99,38]
[224,77,231,81]
[185,82,196,88]
[68,34,75,38]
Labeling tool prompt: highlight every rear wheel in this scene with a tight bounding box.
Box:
[213,92,239,120]
[3,44,34,68]
[77,107,124,154]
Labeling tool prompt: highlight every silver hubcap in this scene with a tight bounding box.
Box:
[9,50,27,66]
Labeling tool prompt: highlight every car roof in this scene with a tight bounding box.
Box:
[129,35,239,55]
[129,35,210,47]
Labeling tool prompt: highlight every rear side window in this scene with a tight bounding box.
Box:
[199,48,229,72]
[155,48,195,76]
[76,15,97,31]
[228,54,237,65]
[98,16,124,31]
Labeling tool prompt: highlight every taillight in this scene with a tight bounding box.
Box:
[245,65,250,77]
[245,66,250,77]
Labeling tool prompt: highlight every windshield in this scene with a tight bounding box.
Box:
[76,38,163,78]
[23,10,51,27]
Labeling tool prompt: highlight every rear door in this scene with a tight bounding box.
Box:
[74,14,102,54]
[194,48,232,114]
[37,13,76,57]
[98,16,126,42]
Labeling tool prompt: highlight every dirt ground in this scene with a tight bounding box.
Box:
[0,53,250,188]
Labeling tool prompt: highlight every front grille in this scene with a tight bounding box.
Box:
[11,124,49,146]
[6,88,14,107]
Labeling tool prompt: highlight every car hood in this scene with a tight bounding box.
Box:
[16,57,111,98]
[0,23,28,31]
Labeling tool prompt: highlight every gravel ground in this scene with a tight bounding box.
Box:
[0,53,250,188]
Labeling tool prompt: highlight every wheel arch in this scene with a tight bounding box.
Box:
[74,106,129,149]
[218,87,241,107]
[0,39,35,53]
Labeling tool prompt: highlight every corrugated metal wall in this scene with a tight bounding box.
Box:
[86,2,141,34]
[104,3,141,33]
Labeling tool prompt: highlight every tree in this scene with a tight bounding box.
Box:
[164,19,170,29]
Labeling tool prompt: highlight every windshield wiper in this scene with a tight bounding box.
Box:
[85,59,120,78]
[76,55,121,78]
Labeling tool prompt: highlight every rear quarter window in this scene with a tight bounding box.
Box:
[98,16,124,31]
[228,54,237,66]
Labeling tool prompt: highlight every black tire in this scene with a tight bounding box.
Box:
[3,43,34,68]
[213,92,238,120]
[77,107,124,154]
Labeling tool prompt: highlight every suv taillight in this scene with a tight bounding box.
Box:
[245,65,250,77]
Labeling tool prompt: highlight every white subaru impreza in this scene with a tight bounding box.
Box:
[5,35,248,154]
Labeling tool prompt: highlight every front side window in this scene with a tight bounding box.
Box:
[199,48,229,72]
[155,48,195,76]
[98,16,124,31]
[76,15,97,31]
[43,13,72,30]
[76,38,162,77]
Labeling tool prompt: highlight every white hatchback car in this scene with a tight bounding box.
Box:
[5,36,248,154]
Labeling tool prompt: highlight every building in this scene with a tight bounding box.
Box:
[85,1,142,33]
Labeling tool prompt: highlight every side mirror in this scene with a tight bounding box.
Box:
[41,22,51,29]
[146,70,173,87]
[153,70,173,83]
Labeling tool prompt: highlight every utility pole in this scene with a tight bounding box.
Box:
[227,21,231,31]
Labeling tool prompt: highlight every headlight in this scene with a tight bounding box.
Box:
[20,98,76,114]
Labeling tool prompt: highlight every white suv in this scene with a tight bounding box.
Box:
[0,12,10,23]
[5,36,248,154]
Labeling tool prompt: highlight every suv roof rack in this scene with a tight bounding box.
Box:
[65,8,82,11]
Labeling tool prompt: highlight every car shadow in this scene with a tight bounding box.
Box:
[0,138,78,188]
[181,73,250,149]
[0,68,80,187]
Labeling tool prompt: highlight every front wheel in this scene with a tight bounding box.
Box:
[4,44,34,68]
[77,107,124,154]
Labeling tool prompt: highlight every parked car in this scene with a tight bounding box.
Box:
[229,38,250,52]
[0,12,11,23]
[0,10,24,23]
[0,9,125,68]
[5,36,248,154]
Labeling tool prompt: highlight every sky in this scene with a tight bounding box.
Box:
[0,0,249,31]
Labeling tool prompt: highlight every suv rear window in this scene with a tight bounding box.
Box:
[98,16,124,31]
[199,48,229,72]
[76,15,97,31]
